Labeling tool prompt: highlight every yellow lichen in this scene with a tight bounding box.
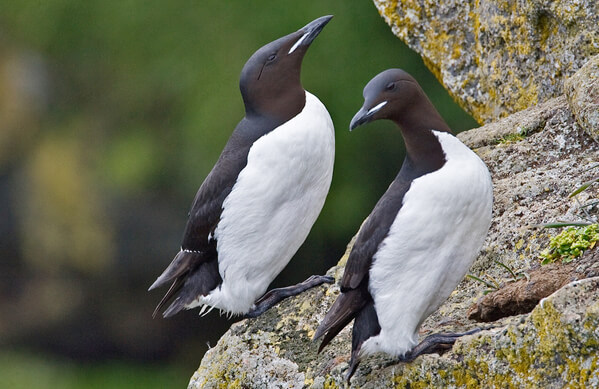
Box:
[452,368,481,388]
[394,374,430,389]
[323,375,339,389]
[515,239,524,250]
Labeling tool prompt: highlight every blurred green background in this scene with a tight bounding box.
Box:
[0,0,477,387]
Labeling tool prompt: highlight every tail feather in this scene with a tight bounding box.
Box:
[152,278,185,318]
[318,319,350,353]
[346,301,381,383]
[313,287,370,352]
[162,296,185,318]
[153,257,222,318]
[149,250,200,291]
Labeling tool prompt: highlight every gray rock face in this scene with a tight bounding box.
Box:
[373,0,599,124]
[188,59,599,388]
[565,54,599,141]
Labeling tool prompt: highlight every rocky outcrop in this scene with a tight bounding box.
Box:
[190,276,599,389]
[565,54,599,141]
[373,0,599,123]
[188,55,599,388]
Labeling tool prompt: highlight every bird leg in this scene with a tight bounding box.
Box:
[244,275,334,318]
[398,328,481,363]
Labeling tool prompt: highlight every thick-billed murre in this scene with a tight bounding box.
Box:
[314,69,493,381]
[149,15,335,318]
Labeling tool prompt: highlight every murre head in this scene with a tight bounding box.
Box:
[349,69,451,134]
[240,15,332,120]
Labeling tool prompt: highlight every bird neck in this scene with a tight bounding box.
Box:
[393,100,451,178]
[398,129,446,179]
[393,89,451,135]
[242,83,306,122]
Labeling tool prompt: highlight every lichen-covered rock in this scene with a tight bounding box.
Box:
[191,277,599,388]
[565,54,599,141]
[440,277,599,388]
[189,60,599,387]
[373,0,599,124]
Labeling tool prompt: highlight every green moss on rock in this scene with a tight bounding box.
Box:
[540,224,599,264]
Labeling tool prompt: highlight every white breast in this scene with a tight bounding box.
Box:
[361,131,493,357]
[192,91,335,314]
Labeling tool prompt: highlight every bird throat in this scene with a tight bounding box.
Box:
[400,129,447,179]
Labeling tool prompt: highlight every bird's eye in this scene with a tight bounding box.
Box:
[267,53,277,62]
[386,82,396,91]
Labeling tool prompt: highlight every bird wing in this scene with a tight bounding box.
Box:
[181,152,246,251]
[182,116,279,252]
[150,117,282,317]
[314,175,412,349]
[149,147,249,317]
[149,141,250,291]
[341,176,412,290]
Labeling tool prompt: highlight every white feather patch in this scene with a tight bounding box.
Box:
[186,91,335,315]
[288,33,308,54]
[367,101,388,115]
[362,130,493,357]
